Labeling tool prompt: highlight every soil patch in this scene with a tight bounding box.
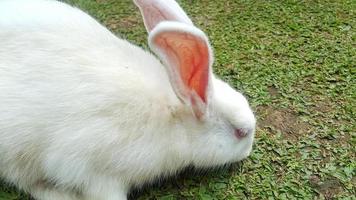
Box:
[257,106,312,140]
[312,95,334,113]
[267,85,279,97]
[106,15,139,30]
[309,175,343,199]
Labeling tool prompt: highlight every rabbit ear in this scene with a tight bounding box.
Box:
[134,0,213,119]
[149,22,213,119]
[133,0,193,32]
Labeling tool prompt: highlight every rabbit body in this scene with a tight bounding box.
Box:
[0,0,255,199]
[0,0,186,198]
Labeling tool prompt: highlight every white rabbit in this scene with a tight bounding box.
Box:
[0,0,256,199]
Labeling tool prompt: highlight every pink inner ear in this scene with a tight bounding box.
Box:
[153,32,209,103]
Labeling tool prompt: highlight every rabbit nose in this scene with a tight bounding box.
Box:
[234,128,248,139]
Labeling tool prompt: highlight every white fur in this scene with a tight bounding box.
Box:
[134,0,193,31]
[0,0,256,200]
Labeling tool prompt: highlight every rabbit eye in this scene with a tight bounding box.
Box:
[234,128,248,139]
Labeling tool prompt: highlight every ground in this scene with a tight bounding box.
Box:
[0,0,355,199]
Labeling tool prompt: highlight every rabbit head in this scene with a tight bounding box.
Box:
[134,0,256,167]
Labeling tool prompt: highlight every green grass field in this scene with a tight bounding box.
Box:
[1,0,355,199]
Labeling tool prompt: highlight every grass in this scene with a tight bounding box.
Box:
[1,0,355,199]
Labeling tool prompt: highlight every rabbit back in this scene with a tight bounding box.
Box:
[0,0,181,191]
